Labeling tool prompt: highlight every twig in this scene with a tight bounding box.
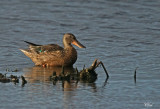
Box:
[134,67,138,84]
[21,76,27,86]
[61,66,64,76]
[100,61,109,78]
[102,77,109,88]
[83,65,85,70]
[91,59,98,69]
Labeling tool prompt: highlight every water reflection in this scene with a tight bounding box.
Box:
[23,66,98,91]
[24,66,75,82]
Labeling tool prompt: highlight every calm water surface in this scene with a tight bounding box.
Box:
[0,0,160,109]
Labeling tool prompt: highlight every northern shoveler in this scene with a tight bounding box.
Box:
[20,33,85,67]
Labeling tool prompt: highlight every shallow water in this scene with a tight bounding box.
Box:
[0,0,160,108]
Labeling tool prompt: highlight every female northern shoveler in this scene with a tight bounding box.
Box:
[20,33,85,67]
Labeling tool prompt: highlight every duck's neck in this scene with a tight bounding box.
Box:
[63,40,76,54]
[63,40,72,49]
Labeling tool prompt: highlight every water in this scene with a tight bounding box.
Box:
[0,0,160,108]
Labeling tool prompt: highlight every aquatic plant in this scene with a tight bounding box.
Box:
[49,59,109,84]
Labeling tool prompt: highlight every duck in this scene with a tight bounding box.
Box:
[20,33,86,67]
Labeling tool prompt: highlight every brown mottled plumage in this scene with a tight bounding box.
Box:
[20,33,85,67]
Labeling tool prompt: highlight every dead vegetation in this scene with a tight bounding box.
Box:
[50,59,109,83]
[0,72,27,86]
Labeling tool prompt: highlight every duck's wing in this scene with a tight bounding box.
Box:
[40,44,63,52]
[23,41,63,53]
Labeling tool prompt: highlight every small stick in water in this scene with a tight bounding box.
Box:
[92,60,109,79]
[134,67,138,84]
[75,67,79,76]
[83,65,85,70]
[61,66,64,76]
[21,76,27,86]
[100,61,109,79]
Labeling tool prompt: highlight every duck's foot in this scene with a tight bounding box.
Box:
[42,64,46,67]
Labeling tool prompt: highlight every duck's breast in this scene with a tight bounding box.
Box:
[63,47,77,66]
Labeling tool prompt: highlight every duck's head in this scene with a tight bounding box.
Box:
[63,33,86,48]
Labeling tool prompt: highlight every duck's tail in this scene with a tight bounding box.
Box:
[20,49,32,57]
[23,41,42,52]
[20,49,28,53]
[24,41,40,46]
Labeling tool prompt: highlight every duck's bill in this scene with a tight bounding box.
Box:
[72,40,86,48]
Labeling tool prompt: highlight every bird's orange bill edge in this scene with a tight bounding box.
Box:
[72,40,86,48]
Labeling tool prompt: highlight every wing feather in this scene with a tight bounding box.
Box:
[24,41,63,53]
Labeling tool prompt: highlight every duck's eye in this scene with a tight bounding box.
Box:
[71,36,76,40]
